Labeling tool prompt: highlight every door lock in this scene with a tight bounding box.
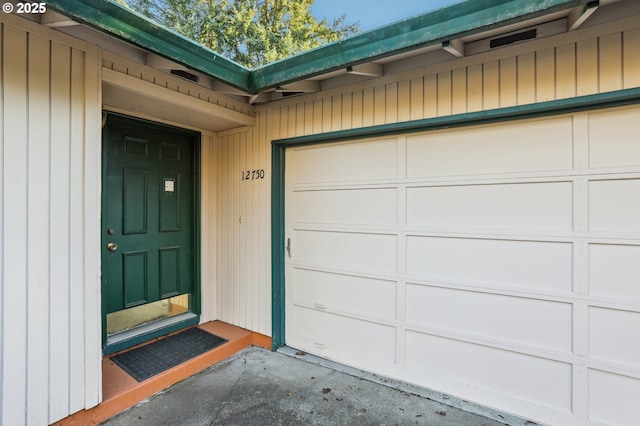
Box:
[107,242,118,251]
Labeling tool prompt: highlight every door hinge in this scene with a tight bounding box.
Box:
[286,238,291,258]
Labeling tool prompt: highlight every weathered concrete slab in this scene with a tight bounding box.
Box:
[101,346,519,426]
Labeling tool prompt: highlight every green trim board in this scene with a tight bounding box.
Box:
[192,133,203,318]
[48,0,590,94]
[270,143,286,350]
[270,87,640,349]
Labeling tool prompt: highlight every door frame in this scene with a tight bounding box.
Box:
[270,87,640,350]
[101,111,202,355]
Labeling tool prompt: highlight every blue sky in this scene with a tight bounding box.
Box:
[311,0,464,31]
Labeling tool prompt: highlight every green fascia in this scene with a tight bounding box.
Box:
[48,0,590,95]
[46,0,251,91]
[270,86,640,349]
[249,0,591,92]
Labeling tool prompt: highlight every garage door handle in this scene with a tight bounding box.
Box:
[314,342,327,350]
[314,303,327,309]
[286,238,291,257]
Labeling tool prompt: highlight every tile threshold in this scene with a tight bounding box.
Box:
[51,321,271,426]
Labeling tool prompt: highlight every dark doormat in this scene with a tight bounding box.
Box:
[110,327,227,382]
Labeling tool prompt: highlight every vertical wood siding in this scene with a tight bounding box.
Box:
[0,17,102,425]
[2,8,635,424]
[214,19,640,336]
[215,123,270,335]
[200,132,218,323]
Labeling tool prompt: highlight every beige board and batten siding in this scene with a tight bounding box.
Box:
[215,122,271,336]
[200,132,219,323]
[215,8,640,336]
[0,11,250,424]
[0,14,102,425]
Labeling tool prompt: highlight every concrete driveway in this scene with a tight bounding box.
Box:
[101,346,526,426]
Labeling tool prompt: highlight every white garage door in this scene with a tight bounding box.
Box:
[285,104,640,426]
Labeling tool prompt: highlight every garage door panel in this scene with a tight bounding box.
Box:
[589,179,640,232]
[291,307,396,369]
[294,230,397,273]
[589,244,640,299]
[406,284,572,351]
[589,307,640,367]
[291,138,397,184]
[588,106,640,168]
[406,236,573,292]
[285,105,640,426]
[406,117,573,178]
[405,331,572,410]
[293,188,397,226]
[588,370,640,426]
[292,268,396,320]
[406,182,573,231]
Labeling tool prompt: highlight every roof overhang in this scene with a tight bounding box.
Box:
[47,0,598,94]
[102,68,256,131]
[46,0,251,90]
[248,0,594,92]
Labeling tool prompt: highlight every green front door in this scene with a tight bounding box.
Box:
[102,113,199,344]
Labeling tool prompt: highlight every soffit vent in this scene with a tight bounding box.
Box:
[171,69,200,83]
[465,19,567,56]
[490,28,537,48]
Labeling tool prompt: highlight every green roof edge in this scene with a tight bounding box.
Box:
[47,0,252,91]
[249,0,590,92]
[47,0,590,94]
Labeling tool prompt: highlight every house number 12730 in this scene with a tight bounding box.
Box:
[241,169,265,181]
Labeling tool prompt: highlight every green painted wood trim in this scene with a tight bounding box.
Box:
[193,133,202,317]
[249,0,590,92]
[270,143,286,349]
[47,0,251,91]
[270,87,640,349]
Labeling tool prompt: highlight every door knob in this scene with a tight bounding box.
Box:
[107,243,118,251]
